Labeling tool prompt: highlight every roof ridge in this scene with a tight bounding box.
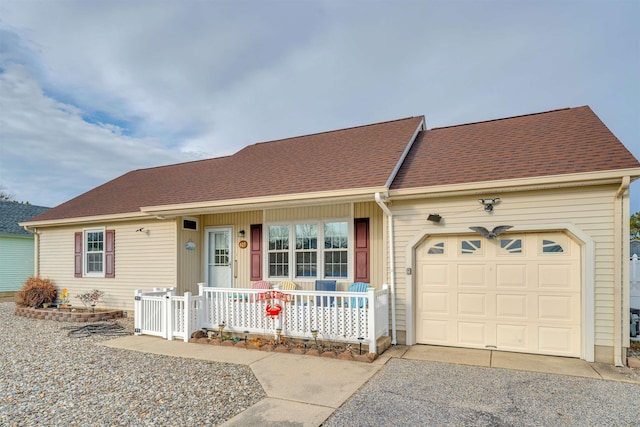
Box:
[430,106,584,131]
[250,116,423,147]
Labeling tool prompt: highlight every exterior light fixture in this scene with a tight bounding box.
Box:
[479,198,501,212]
[238,229,245,238]
[427,214,442,223]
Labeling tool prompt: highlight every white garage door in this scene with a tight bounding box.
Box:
[416,232,581,357]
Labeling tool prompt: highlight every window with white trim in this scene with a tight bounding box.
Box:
[85,229,105,276]
[267,221,350,280]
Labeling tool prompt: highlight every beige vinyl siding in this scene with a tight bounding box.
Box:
[177,216,203,295]
[390,184,617,348]
[38,220,177,312]
[264,204,352,222]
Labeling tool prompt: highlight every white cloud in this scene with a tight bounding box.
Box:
[0,64,197,206]
[0,0,638,209]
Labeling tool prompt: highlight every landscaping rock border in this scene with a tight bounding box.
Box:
[14,306,124,322]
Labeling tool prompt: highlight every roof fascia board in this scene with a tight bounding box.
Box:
[0,233,34,239]
[141,187,389,216]
[384,117,426,189]
[389,168,640,200]
[20,211,151,228]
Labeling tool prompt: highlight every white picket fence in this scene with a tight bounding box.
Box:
[134,284,390,353]
[630,255,640,309]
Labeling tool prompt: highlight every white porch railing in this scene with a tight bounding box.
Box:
[134,284,390,353]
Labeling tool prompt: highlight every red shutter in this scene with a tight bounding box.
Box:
[105,229,115,278]
[250,224,262,281]
[354,218,370,283]
[74,232,83,277]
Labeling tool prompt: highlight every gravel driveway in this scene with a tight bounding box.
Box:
[0,302,266,426]
[324,357,640,426]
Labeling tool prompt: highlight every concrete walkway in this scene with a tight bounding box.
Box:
[100,336,640,426]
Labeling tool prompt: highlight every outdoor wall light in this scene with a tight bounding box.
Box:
[237,229,245,238]
[185,240,196,250]
[427,214,442,223]
[479,198,501,212]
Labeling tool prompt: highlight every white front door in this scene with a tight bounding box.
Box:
[206,227,233,287]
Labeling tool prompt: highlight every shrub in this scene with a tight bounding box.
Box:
[15,276,57,307]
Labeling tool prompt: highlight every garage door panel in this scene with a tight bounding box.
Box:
[496,294,527,318]
[538,295,574,321]
[457,264,487,287]
[496,324,529,350]
[422,292,449,314]
[538,326,575,354]
[458,322,487,346]
[421,264,448,286]
[416,233,581,358]
[457,293,488,316]
[538,264,573,289]
[496,265,527,288]
[420,319,450,342]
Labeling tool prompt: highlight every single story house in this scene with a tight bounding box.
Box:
[0,201,49,295]
[22,106,640,365]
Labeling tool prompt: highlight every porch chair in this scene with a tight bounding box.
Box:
[315,280,336,307]
[279,281,297,304]
[250,280,271,302]
[279,281,297,291]
[348,282,370,308]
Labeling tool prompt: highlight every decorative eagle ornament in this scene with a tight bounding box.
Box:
[469,225,513,239]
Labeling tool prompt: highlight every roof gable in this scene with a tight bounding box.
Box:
[28,116,425,222]
[0,201,49,236]
[392,106,640,190]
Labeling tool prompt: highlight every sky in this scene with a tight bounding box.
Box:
[0,0,639,212]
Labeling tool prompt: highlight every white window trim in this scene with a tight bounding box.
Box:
[265,219,353,282]
[83,227,106,278]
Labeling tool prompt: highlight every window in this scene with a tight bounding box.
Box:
[75,228,115,278]
[542,239,564,253]
[461,239,482,255]
[268,225,289,277]
[427,242,445,255]
[85,230,104,274]
[267,221,349,280]
[499,238,523,254]
[324,222,348,278]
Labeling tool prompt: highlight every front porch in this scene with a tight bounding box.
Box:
[134,284,390,354]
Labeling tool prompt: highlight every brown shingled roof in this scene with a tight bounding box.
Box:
[391,106,640,190]
[29,116,425,222]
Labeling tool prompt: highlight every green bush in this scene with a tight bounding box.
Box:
[15,276,57,308]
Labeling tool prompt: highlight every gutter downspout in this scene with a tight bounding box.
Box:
[22,226,40,277]
[614,176,630,367]
[375,192,397,345]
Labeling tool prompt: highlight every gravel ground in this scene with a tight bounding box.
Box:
[0,302,266,426]
[324,358,640,427]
